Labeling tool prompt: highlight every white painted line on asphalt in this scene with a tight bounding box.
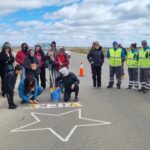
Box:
[11,109,111,142]
[24,102,82,109]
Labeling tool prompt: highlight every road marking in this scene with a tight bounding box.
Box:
[11,109,111,142]
[24,102,82,109]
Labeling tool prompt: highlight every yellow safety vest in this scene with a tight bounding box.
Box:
[126,50,138,68]
[139,48,150,68]
[109,48,122,67]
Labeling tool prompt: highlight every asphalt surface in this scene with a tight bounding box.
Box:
[0,52,150,150]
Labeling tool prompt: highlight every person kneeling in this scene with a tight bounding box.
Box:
[56,67,80,102]
[18,75,44,104]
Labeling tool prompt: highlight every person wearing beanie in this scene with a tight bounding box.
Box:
[107,41,125,89]
[138,40,150,93]
[3,65,22,109]
[126,43,139,89]
[0,42,15,96]
[55,67,80,102]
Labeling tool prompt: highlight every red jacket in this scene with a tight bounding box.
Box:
[55,53,69,71]
[15,50,27,65]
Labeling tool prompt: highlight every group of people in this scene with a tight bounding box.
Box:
[0,39,149,109]
[87,40,150,93]
[0,41,80,109]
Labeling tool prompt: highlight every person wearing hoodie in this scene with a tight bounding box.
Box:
[15,43,28,79]
[0,42,15,96]
[54,47,69,71]
[138,40,150,93]
[35,45,46,89]
[4,65,22,109]
[126,43,139,89]
[87,41,104,88]
[18,75,44,104]
[55,67,80,102]
[23,49,40,82]
[107,41,125,89]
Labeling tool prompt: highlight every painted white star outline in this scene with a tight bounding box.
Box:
[11,109,111,142]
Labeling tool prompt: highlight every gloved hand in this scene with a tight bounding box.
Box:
[145,51,149,59]
[133,54,137,59]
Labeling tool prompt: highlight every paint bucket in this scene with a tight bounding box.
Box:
[51,88,61,102]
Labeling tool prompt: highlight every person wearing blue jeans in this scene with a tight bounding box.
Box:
[18,75,44,104]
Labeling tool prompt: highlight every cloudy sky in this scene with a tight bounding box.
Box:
[0,0,150,47]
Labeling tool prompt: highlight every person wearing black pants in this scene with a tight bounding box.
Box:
[35,45,46,89]
[87,41,104,88]
[56,67,80,102]
[3,65,22,109]
[0,42,14,96]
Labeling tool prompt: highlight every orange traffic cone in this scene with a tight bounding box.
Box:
[79,61,85,77]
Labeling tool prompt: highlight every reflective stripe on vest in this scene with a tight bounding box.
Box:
[139,48,150,68]
[126,51,138,68]
[109,48,122,67]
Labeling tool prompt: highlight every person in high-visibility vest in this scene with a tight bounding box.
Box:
[126,43,139,89]
[139,40,150,93]
[107,41,125,89]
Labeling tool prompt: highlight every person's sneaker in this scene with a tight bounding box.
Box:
[107,85,113,88]
[74,97,79,102]
[142,89,149,94]
[9,105,17,109]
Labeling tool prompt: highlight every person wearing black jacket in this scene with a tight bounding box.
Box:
[23,49,40,82]
[87,41,104,88]
[35,45,46,89]
[56,67,80,102]
[0,42,14,96]
[3,65,22,109]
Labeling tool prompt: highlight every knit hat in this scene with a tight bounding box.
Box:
[59,67,69,77]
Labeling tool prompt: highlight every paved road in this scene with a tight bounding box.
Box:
[0,52,150,150]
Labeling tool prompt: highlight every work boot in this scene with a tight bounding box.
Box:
[142,89,149,94]
[93,80,96,87]
[117,84,121,89]
[138,87,144,92]
[97,81,101,88]
[126,85,132,89]
[107,85,113,88]
[9,104,17,109]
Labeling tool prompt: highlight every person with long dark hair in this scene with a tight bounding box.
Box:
[35,45,46,89]
[18,75,44,104]
[23,49,40,82]
[0,42,14,96]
